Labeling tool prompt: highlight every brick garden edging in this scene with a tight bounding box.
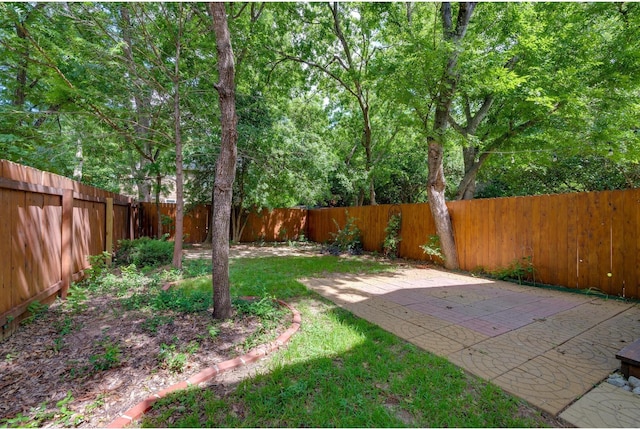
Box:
[106,298,302,428]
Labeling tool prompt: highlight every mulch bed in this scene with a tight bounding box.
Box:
[0,287,287,428]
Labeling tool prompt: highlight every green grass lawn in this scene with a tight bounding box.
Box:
[140,254,551,428]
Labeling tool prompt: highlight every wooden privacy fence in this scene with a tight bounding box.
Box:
[0,160,135,340]
[138,203,211,243]
[142,188,640,300]
[4,155,638,341]
[138,204,308,244]
[307,189,640,300]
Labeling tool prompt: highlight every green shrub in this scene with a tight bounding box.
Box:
[115,237,174,268]
[84,252,111,284]
[182,259,212,278]
[232,296,287,321]
[383,213,402,259]
[328,213,363,255]
[87,264,155,296]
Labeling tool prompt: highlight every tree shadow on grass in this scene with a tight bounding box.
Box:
[140,295,556,428]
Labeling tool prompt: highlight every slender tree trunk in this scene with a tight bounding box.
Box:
[172,13,184,269]
[456,149,493,200]
[362,103,376,205]
[155,173,162,238]
[210,2,237,320]
[426,2,477,270]
[121,5,154,204]
[427,139,459,269]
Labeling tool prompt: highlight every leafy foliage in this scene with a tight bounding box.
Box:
[488,256,535,285]
[327,214,363,255]
[1,2,639,210]
[420,235,445,264]
[115,238,174,268]
[383,213,402,259]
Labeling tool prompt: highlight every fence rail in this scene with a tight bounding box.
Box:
[0,160,134,340]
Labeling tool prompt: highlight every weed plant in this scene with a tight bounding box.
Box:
[89,335,122,371]
[420,234,445,264]
[22,301,48,324]
[0,391,83,428]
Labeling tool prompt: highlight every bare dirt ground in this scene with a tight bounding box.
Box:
[0,244,309,428]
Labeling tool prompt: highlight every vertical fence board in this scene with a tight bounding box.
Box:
[0,189,11,315]
[530,196,543,284]
[610,190,625,297]
[461,200,476,271]
[486,198,497,271]
[566,193,579,289]
[501,197,518,270]
[11,191,29,307]
[475,199,490,270]
[576,192,590,289]
[60,190,73,298]
[553,194,569,288]
[26,193,44,298]
[520,196,534,269]
[622,189,640,299]
[593,192,611,293]
[43,195,62,287]
[538,195,554,285]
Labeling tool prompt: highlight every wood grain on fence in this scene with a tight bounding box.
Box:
[4,157,639,343]
[138,203,211,243]
[240,208,307,242]
[0,160,134,340]
[307,189,640,300]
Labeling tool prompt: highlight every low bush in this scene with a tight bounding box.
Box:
[327,213,363,255]
[115,237,174,268]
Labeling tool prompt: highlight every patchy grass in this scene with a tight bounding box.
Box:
[141,255,552,428]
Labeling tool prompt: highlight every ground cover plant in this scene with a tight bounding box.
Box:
[0,248,307,428]
[140,249,559,428]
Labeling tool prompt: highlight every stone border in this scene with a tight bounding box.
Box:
[106,298,301,428]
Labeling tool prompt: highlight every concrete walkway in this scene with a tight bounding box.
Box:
[301,267,640,427]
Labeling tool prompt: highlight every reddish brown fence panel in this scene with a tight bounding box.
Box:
[240,208,308,242]
[306,189,640,300]
[138,203,211,243]
[1,160,134,341]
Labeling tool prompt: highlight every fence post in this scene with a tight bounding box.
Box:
[106,197,113,266]
[60,189,73,299]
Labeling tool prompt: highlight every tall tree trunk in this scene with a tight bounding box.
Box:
[172,11,184,269]
[210,2,238,320]
[155,173,162,238]
[426,2,477,270]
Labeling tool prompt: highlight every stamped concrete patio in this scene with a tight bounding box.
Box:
[301,266,640,427]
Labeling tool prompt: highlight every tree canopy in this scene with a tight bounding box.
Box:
[1,2,638,211]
